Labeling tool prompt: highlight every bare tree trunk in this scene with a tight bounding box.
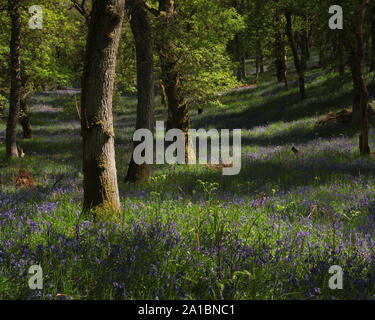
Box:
[256,39,264,78]
[300,31,308,71]
[350,59,361,124]
[160,80,167,107]
[318,46,325,68]
[81,0,124,213]
[157,0,193,163]
[241,55,247,80]
[275,8,289,90]
[283,54,289,90]
[306,22,312,61]
[234,34,243,81]
[6,0,22,159]
[125,0,154,183]
[337,34,345,84]
[275,10,284,82]
[236,64,242,82]
[355,0,370,155]
[260,54,264,74]
[285,11,305,99]
[370,3,375,72]
[19,97,32,139]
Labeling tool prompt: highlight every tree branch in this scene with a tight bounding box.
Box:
[70,0,89,20]
[144,1,159,16]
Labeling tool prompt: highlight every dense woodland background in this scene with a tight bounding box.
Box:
[0,0,375,300]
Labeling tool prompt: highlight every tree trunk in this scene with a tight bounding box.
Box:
[256,39,263,78]
[125,0,155,183]
[260,54,264,74]
[283,53,289,90]
[19,97,32,139]
[274,10,289,90]
[370,4,375,72]
[355,0,370,155]
[5,0,22,159]
[350,59,361,124]
[337,34,345,84]
[300,31,308,71]
[236,64,242,82]
[157,0,194,164]
[318,46,325,68]
[306,23,312,61]
[81,0,124,213]
[160,80,167,107]
[234,34,243,81]
[275,10,284,82]
[241,55,247,80]
[285,11,305,99]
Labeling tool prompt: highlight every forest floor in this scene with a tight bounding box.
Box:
[1,58,375,299]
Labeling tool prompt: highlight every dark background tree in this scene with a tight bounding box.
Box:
[125,0,155,183]
[285,10,305,99]
[5,0,22,158]
[355,0,371,155]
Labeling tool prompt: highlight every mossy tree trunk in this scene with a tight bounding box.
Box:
[6,0,22,159]
[156,0,194,164]
[125,0,155,183]
[81,0,125,212]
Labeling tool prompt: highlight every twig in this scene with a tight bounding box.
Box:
[144,1,159,16]
[74,95,81,120]
[52,175,63,188]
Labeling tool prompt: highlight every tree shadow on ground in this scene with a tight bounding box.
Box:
[193,77,354,132]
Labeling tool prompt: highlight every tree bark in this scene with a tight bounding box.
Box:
[300,31,308,71]
[274,10,289,90]
[81,0,124,212]
[260,54,264,74]
[19,97,32,139]
[350,59,361,124]
[5,0,22,159]
[234,33,243,81]
[283,53,289,90]
[125,0,155,183]
[337,34,345,83]
[355,0,370,155]
[285,11,305,99]
[256,39,264,78]
[156,0,194,163]
[275,10,284,82]
[370,3,375,72]
[241,55,247,80]
[318,46,325,68]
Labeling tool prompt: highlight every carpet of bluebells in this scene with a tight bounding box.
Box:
[1,67,375,300]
